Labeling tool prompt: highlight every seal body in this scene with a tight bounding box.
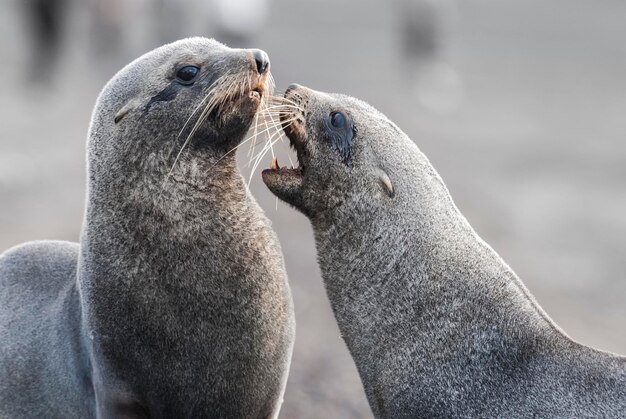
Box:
[262,85,626,418]
[0,38,294,418]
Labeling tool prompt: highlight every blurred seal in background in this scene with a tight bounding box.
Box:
[22,0,67,82]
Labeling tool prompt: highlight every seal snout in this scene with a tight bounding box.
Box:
[246,50,271,104]
[251,49,270,75]
[285,83,302,95]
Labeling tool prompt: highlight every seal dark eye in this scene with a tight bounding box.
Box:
[324,110,354,167]
[176,66,200,84]
[330,111,346,129]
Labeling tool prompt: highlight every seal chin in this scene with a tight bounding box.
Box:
[262,164,304,209]
[261,152,304,210]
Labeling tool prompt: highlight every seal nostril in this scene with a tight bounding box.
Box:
[252,49,270,74]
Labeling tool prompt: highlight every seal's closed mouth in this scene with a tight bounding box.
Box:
[208,72,268,130]
[248,80,266,102]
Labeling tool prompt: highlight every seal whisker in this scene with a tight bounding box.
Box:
[1,39,295,419]
[262,104,303,112]
[243,117,297,153]
[165,65,284,190]
[263,101,304,116]
[205,74,237,125]
[241,72,248,98]
[263,115,276,160]
[175,75,225,139]
[205,116,297,177]
[267,97,304,113]
[250,105,270,156]
[269,96,301,106]
[265,110,302,119]
[163,74,231,168]
[247,120,287,167]
[247,120,279,145]
[264,106,295,168]
[161,71,241,194]
[204,127,268,173]
[246,115,297,184]
[245,116,298,164]
[192,73,240,131]
[249,106,261,159]
[247,129,286,186]
[250,76,274,159]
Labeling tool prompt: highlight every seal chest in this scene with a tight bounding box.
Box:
[0,38,294,418]
[263,84,626,418]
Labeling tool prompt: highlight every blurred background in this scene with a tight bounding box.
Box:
[1,0,625,417]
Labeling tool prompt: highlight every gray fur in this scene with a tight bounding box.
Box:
[0,38,294,418]
[263,85,626,418]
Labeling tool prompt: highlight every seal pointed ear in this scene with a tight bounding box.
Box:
[114,107,130,124]
[114,100,139,124]
[376,169,394,197]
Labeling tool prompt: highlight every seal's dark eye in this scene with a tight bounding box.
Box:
[330,111,346,129]
[176,66,200,84]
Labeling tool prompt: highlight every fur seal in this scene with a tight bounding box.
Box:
[262,84,626,418]
[0,38,295,418]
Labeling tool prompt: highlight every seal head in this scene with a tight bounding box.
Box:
[262,84,399,218]
[92,38,272,203]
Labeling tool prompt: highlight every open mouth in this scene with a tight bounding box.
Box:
[262,116,305,180]
[260,85,310,209]
[262,84,308,180]
[268,156,301,175]
[260,114,305,207]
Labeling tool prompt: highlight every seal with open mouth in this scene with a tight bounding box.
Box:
[262,84,626,418]
[0,38,294,418]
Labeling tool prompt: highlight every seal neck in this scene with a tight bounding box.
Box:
[76,153,268,331]
[311,161,566,414]
[80,153,252,273]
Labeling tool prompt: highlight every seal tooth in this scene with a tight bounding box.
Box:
[270,157,279,170]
